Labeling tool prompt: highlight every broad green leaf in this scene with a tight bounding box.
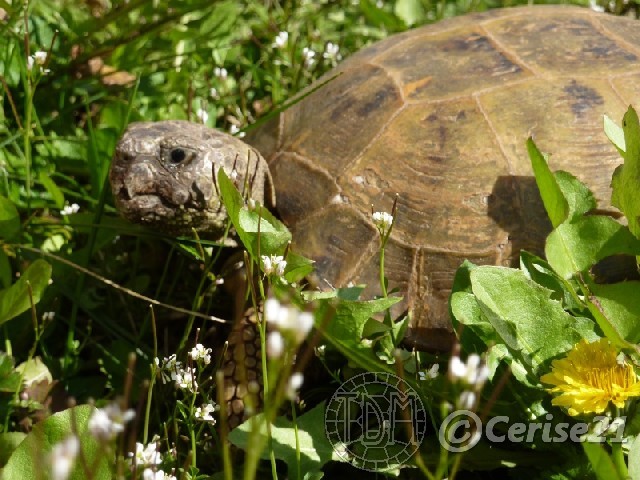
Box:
[590,282,640,343]
[324,295,401,343]
[283,251,315,284]
[554,171,596,222]
[0,196,20,241]
[582,442,626,480]
[604,113,625,155]
[545,216,640,279]
[0,432,26,465]
[15,357,53,387]
[218,168,290,258]
[0,259,52,325]
[470,266,584,372]
[2,405,111,480]
[611,106,640,238]
[229,403,337,477]
[528,138,568,228]
[0,353,20,392]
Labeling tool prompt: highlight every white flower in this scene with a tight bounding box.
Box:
[196,108,209,124]
[323,42,342,62]
[458,390,476,410]
[261,254,287,277]
[448,353,489,388]
[88,403,135,442]
[214,67,228,79]
[418,364,439,381]
[302,47,316,69]
[50,435,79,480]
[210,87,219,98]
[43,311,56,322]
[189,344,212,365]
[143,469,176,480]
[60,203,80,216]
[194,403,217,423]
[27,51,50,73]
[174,366,198,392]
[286,372,304,400]
[372,211,393,235]
[131,441,162,467]
[273,31,289,49]
[267,331,284,358]
[264,298,314,343]
[229,124,245,137]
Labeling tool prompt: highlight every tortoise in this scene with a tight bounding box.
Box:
[110,5,640,368]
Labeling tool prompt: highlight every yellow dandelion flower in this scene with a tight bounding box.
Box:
[540,338,640,416]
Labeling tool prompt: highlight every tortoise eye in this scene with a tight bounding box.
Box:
[161,146,195,166]
[170,148,186,163]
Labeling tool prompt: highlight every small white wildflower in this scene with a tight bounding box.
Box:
[194,403,217,423]
[302,47,316,69]
[189,344,212,365]
[247,198,258,211]
[229,124,245,137]
[286,372,304,400]
[458,390,476,410]
[589,0,605,12]
[174,366,198,392]
[214,67,228,79]
[131,441,162,466]
[264,298,314,343]
[42,311,56,322]
[267,331,284,358]
[88,403,135,442]
[418,364,439,381]
[210,87,219,98]
[261,254,287,277]
[265,298,284,325]
[273,31,289,49]
[448,353,488,388]
[372,211,393,235]
[323,42,342,62]
[196,108,209,124]
[27,51,50,73]
[296,312,314,341]
[60,203,80,216]
[143,470,176,480]
[50,435,79,480]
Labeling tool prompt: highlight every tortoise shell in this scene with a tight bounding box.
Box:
[247,5,640,350]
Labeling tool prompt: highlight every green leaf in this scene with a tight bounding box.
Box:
[38,171,65,209]
[218,168,290,259]
[554,171,596,223]
[229,403,337,477]
[0,196,20,241]
[2,405,112,480]
[611,106,640,238]
[0,250,11,289]
[0,432,26,466]
[628,433,640,479]
[15,357,53,387]
[545,216,640,279]
[0,259,52,325]
[0,353,20,393]
[470,266,585,372]
[590,282,640,343]
[582,442,626,480]
[528,138,569,228]
[394,0,425,26]
[604,114,625,155]
[283,251,315,284]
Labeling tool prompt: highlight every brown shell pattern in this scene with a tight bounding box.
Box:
[247,5,640,350]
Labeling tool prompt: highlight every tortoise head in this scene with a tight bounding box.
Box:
[110,120,274,238]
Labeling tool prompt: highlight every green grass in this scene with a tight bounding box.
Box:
[0,0,637,479]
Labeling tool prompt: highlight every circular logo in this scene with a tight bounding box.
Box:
[438,410,482,453]
[324,372,427,471]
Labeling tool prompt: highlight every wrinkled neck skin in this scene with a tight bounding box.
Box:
[109,120,274,241]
